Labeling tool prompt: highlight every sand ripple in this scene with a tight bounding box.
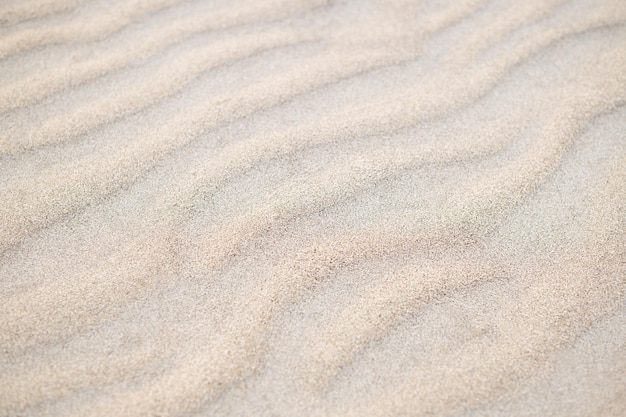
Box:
[1,0,625,416]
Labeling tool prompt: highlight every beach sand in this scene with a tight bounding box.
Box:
[0,0,625,416]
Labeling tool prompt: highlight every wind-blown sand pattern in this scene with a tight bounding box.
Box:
[0,0,625,416]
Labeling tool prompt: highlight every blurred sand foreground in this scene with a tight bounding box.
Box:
[0,0,625,416]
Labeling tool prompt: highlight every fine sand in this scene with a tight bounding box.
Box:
[1,0,625,416]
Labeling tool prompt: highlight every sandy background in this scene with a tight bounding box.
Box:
[0,0,625,416]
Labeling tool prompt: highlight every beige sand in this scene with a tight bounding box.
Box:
[0,0,625,415]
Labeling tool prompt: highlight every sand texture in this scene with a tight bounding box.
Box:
[1,0,625,416]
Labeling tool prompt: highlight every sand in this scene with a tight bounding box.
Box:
[0,0,625,416]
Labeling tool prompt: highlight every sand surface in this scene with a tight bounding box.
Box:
[1,0,625,416]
